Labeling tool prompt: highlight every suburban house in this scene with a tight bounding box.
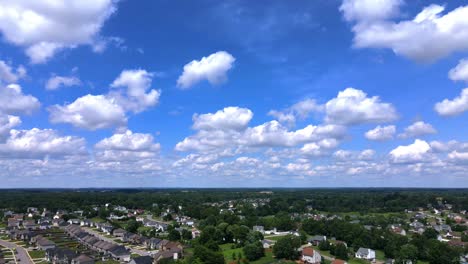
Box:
[301,247,321,264]
[355,248,376,261]
[45,248,77,264]
[261,239,275,249]
[253,225,265,234]
[145,238,161,250]
[71,254,94,264]
[36,236,56,250]
[129,256,153,264]
[308,235,327,246]
[154,250,181,263]
[112,228,127,237]
[100,223,114,235]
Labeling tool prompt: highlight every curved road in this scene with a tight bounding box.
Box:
[0,239,33,264]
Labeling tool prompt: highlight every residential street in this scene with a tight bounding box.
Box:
[82,227,152,256]
[0,239,33,264]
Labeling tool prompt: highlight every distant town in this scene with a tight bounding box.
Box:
[0,189,466,264]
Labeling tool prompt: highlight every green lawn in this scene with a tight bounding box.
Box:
[28,250,45,259]
[91,217,106,223]
[251,250,275,264]
[131,253,141,258]
[263,235,288,241]
[220,243,244,263]
[348,259,369,264]
[375,250,386,261]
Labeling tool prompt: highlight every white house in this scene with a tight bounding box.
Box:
[302,247,321,264]
[355,248,376,261]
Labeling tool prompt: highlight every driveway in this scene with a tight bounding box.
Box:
[82,227,151,256]
[0,239,34,264]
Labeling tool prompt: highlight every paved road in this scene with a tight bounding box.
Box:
[82,227,151,256]
[0,239,34,264]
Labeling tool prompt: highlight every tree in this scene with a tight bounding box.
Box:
[126,219,141,233]
[181,229,192,240]
[193,245,225,264]
[331,243,348,260]
[272,235,301,260]
[168,229,181,241]
[423,228,438,240]
[396,244,418,264]
[243,241,264,261]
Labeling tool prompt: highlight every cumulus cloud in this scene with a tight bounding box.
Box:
[0,115,21,142]
[175,106,345,152]
[434,88,468,116]
[49,94,127,130]
[389,139,432,163]
[340,0,402,22]
[301,138,339,156]
[0,60,26,83]
[192,107,253,131]
[325,88,397,125]
[177,51,235,89]
[0,128,86,159]
[46,75,81,90]
[110,69,161,113]
[365,125,396,141]
[48,69,160,130]
[95,130,160,152]
[398,121,437,138]
[0,84,40,115]
[449,59,468,82]
[448,151,468,164]
[269,98,323,126]
[341,1,468,62]
[0,0,118,63]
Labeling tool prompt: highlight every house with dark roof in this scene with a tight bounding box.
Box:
[355,248,376,261]
[46,248,78,264]
[72,254,94,264]
[308,235,326,246]
[129,256,153,264]
[36,236,56,250]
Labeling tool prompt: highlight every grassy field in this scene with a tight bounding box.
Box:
[263,235,288,241]
[251,249,275,264]
[220,243,244,263]
[96,260,120,264]
[375,250,386,261]
[28,250,45,259]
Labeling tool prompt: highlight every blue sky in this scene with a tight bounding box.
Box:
[0,0,468,187]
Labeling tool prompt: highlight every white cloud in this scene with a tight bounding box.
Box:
[365,125,396,141]
[46,75,81,90]
[0,114,21,142]
[340,0,402,22]
[325,88,397,125]
[95,130,160,152]
[110,69,160,113]
[241,121,344,148]
[434,88,468,116]
[177,51,235,89]
[341,1,468,62]
[176,106,346,152]
[0,0,118,63]
[398,121,437,138]
[48,69,160,130]
[301,138,339,156]
[449,59,468,82]
[49,94,127,130]
[269,98,323,126]
[0,128,86,159]
[192,107,253,131]
[0,60,26,83]
[389,139,431,163]
[448,151,468,164]
[0,84,40,115]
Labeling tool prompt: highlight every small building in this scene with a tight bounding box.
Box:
[253,225,265,234]
[331,260,348,264]
[301,247,321,264]
[72,255,94,264]
[261,239,275,249]
[355,248,376,261]
[308,235,326,246]
[129,256,153,264]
